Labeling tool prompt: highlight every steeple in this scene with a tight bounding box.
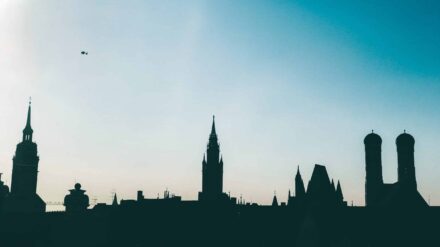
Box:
[336,180,344,202]
[295,166,306,198]
[7,101,45,213]
[199,116,224,201]
[272,192,278,206]
[211,115,216,135]
[22,101,33,142]
[112,193,118,206]
[209,115,218,143]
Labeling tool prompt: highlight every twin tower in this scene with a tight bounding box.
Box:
[364,131,427,207]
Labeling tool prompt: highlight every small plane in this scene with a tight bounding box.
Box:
[81,51,88,55]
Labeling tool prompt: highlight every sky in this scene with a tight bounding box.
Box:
[0,0,439,210]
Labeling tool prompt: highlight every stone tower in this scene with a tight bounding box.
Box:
[5,103,45,213]
[396,132,417,190]
[199,116,224,202]
[364,132,383,207]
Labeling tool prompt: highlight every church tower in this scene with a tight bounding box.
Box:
[364,132,383,207]
[5,102,45,213]
[396,132,417,190]
[199,116,224,202]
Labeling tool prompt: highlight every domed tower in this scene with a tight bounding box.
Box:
[396,131,417,190]
[64,183,89,212]
[364,131,383,206]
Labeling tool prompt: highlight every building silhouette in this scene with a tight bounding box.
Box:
[288,165,346,208]
[364,131,428,207]
[0,110,439,247]
[64,183,90,212]
[198,116,229,203]
[0,174,9,211]
[3,103,45,213]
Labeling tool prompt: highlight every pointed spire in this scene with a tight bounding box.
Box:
[331,179,336,191]
[26,100,31,128]
[211,115,216,135]
[295,166,306,198]
[22,100,33,142]
[272,193,279,206]
[336,180,344,202]
[112,193,118,206]
[207,115,219,148]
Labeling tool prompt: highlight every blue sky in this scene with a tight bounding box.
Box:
[0,0,439,209]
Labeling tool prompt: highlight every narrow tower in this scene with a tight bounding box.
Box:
[5,102,45,212]
[396,132,417,190]
[199,116,224,201]
[336,181,344,203]
[295,166,306,199]
[364,131,383,207]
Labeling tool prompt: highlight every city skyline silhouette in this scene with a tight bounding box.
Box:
[0,103,433,210]
[0,103,437,247]
[1,1,440,246]
[1,1,440,208]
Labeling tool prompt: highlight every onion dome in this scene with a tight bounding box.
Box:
[364,131,382,145]
[396,131,415,145]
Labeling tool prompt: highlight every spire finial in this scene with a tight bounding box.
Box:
[22,100,33,142]
[26,101,32,127]
[210,115,216,135]
[372,129,374,133]
[404,129,406,133]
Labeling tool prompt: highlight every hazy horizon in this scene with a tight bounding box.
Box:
[1,0,440,210]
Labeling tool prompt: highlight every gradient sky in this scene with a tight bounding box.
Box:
[0,0,439,210]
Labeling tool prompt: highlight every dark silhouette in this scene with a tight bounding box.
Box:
[288,165,346,208]
[3,102,45,213]
[0,109,439,247]
[198,116,233,204]
[272,193,279,206]
[81,51,88,55]
[64,183,89,212]
[364,131,427,207]
[0,174,9,210]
